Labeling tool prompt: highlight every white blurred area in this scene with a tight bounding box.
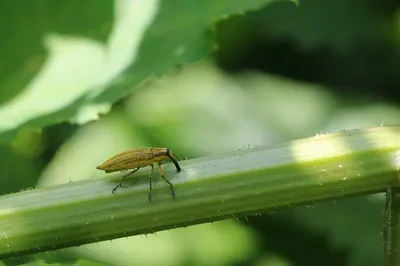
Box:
[37,60,400,266]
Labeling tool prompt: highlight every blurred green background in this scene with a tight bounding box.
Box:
[0,0,400,265]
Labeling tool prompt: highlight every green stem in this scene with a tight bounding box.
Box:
[0,126,399,258]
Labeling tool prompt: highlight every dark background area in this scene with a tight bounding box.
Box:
[215,0,400,104]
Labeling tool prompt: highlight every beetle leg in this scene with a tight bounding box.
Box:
[148,164,154,202]
[157,162,175,200]
[112,167,140,194]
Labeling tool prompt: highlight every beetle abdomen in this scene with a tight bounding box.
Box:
[96,149,155,173]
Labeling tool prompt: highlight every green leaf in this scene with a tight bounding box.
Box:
[0,126,398,258]
[0,0,293,143]
[9,259,108,266]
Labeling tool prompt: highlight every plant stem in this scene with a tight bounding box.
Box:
[0,126,399,258]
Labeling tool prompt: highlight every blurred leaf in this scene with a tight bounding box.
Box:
[15,259,107,266]
[72,221,256,266]
[255,254,293,266]
[0,0,113,144]
[254,0,385,52]
[277,196,384,266]
[0,0,113,105]
[0,146,42,195]
[75,259,109,266]
[93,0,296,102]
[0,0,292,144]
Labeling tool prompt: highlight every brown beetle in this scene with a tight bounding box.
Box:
[96,147,181,202]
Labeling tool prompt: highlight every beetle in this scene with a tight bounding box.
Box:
[96,147,181,202]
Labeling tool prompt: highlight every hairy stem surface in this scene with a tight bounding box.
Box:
[0,126,399,258]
